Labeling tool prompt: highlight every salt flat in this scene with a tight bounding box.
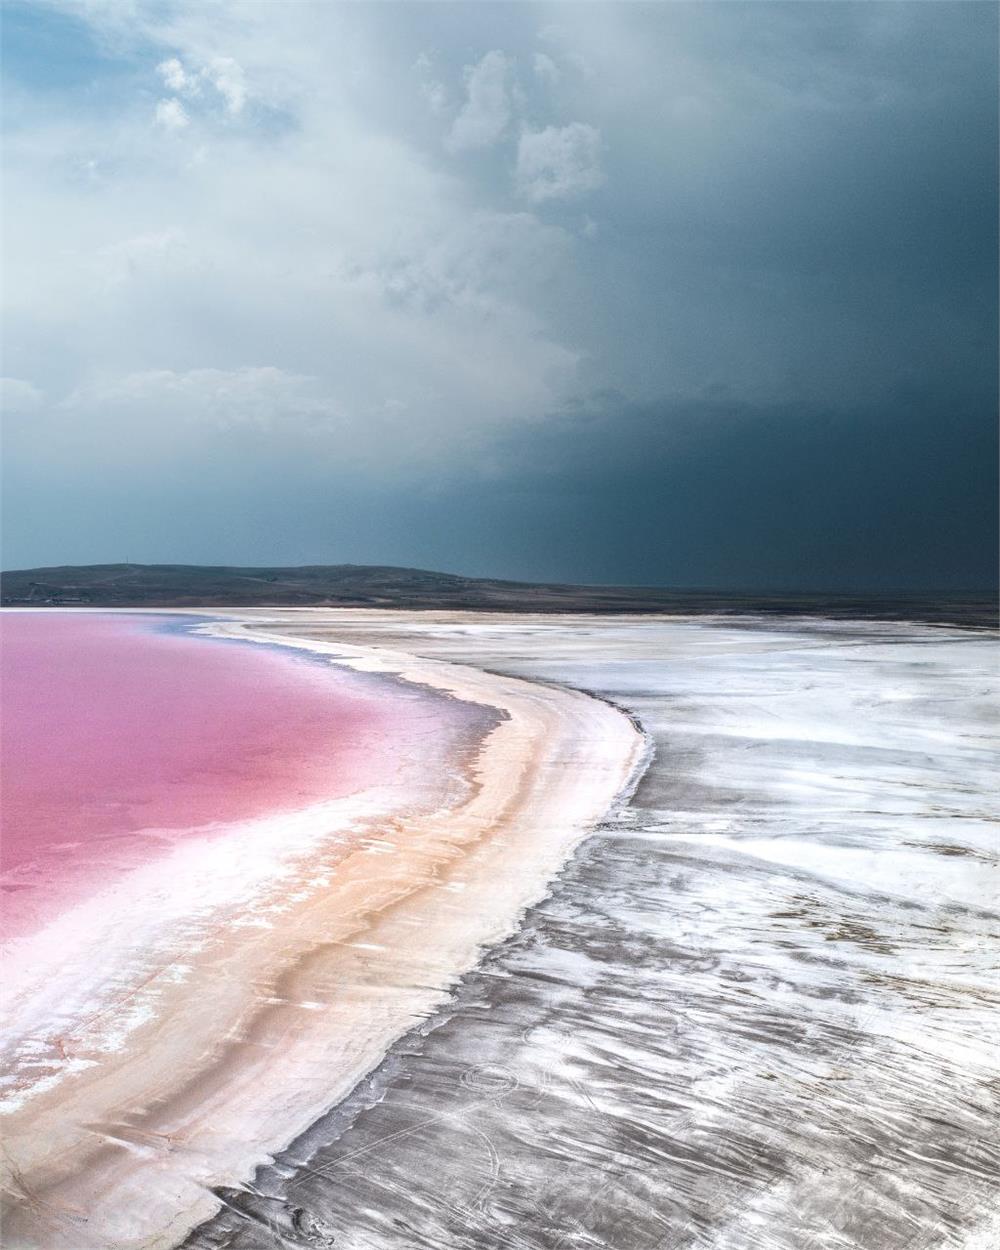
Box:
[186,610,999,1250]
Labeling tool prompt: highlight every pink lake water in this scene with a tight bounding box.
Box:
[0,612,428,941]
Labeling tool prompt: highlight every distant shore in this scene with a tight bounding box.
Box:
[2,563,995,628]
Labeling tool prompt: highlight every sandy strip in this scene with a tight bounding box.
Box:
[1,614,644,1250]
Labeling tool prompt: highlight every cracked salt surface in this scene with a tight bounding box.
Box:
[185,612,999,1250]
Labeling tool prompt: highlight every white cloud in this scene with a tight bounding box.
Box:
[414,52,449,115]
[155,97,190,130]
[535,24,593,78]
[156,54,248,119]
[421,78,449,116]
[515,123,604,202]
[157,57,197,96]
[204,57,247,116]
[63,367,336,432]
[533,52,561,87]
[447,51,512,152]
[3,9,587,491]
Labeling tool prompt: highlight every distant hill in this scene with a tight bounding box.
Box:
[0,563,995,627]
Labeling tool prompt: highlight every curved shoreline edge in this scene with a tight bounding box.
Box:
[2,613,645,1250]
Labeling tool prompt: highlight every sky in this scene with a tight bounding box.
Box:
[1,0,996,590]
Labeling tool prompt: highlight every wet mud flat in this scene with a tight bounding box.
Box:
[185,613,999,1250]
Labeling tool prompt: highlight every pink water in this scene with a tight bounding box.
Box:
[0,613,414,940]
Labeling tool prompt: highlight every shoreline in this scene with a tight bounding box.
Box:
[1,612,644,1250]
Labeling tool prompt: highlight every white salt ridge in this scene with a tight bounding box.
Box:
[0,789,400,1113]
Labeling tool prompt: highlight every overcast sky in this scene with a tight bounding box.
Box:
[2,1,996,589]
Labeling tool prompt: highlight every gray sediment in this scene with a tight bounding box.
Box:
[183,613,1000,1250]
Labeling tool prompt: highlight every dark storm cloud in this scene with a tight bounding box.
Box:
[470,379,998,590]
[1,2,996,589]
